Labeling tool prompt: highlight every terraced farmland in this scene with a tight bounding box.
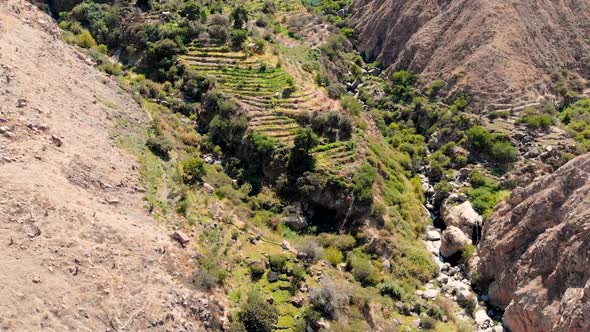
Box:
[181,43,328,146]
[311,140,362,176]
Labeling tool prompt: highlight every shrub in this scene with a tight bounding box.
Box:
[146,135,173,159]
[183,71,211,102]
[235,290,278,332]
[466,126,493,152]
[326,83,346,99]
[309,279,347,319]
[323,247,344,266]
[249,260,266,278]
[98,62,122,75]
[353,163,376,205]
[379,281,404,300]
[316,233,356,251]
[262,0,276,13]
[490,141,518,163]
[182,156,206,185]
[253,39,266,54]
[519,113,553,129]
[230,6,248,29]
[192,257,228,291]
[268,254,288,272]
[76,30,97,48]
[420,315,437,330]
[461,244,476,264]
[347,252,378,286]
[208,25,230,43]
[341,95,363,116]
[469,169,488,188]
[295,238,323,262]
[427,79,444,98]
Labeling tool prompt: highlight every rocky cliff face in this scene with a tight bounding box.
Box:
[477,153,590,331]
[349,0,590,107]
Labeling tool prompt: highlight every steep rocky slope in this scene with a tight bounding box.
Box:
[477,153,590,331]
[350,0,590,107]
[0,2,222,330]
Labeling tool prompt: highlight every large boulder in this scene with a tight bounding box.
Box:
[441,199,482,240]
[440,226,470,258]
[477,153,590,332]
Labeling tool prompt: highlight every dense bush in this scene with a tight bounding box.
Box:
[347,252,378,286]
[146,135,173,159]
[560,98,590,152]
[233,291,278,332]
[76,30,97,48]
[490,141,518,163]
[323,246,344,266]
[268,254,288,272]
[315,233,356,251]
[182,156,206,185]
[341,95,363,116]
[519,113,553,129]
[231,29,248,48]
[352,163,376,205]
[466,126,517,163]
[183,71,212,102]
[379,281,404,300]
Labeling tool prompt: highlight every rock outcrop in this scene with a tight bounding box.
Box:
[477,153,590,332]
[350,0,590,107]
[441,198,482,241]
[440,226,470,258]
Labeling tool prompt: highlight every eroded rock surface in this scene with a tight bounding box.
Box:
[477,153,590,332]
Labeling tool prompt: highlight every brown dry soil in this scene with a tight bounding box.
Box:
[0,1,216,331]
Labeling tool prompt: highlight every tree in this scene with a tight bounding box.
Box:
[183,71,211,102]
[181,1,203,20]
[288,128,318,184]
[231,29,248,48]
[230,6,249,29]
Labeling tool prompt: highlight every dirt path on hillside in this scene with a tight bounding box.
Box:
[0,2,220,331]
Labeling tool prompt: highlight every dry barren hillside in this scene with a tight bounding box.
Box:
[0,1,221,330]
[350,0,590,108]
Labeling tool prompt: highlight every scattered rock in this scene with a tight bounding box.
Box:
[17,98,27,108]
[283,214,307,231]
[291,295,304,307]
[171,231,191,246]
[474,309,493,329]
[424,229,441,241]
[50,135,63,147]
[202,183,214,194]
[422,289,439,299]
[106,198,120,205]
[267,271,278,283]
